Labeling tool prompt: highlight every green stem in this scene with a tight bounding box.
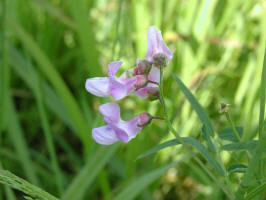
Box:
[158,65,234,200]
[225,111,241,141]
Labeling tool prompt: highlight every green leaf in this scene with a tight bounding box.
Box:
[183,138,225,176]
[173,75,214,137]
[137,137,225,176]
[228,164,247,174]
[113,157,189,200]
[244,182,266,200]
[62,144,119,200]
[218,127,243,142]
[136,139,180,160]
[221,141,258,151]
[201,124,216,152]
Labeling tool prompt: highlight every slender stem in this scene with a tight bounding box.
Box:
[148,80,159,85]
[152,116,165,120]
[225,111,241,141]
[158,65,234,200]
[225,110,252,161]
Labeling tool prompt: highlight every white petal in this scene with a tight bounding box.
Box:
[92,125,119,145]
[85,77,110,97]
[99,102,120,124]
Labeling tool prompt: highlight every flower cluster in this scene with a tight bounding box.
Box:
[85,26,172,145]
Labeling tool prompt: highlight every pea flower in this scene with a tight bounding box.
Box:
[92,102,153,145]
[134,25,173,99]
[85,61,137,100]
[145,26,173,63]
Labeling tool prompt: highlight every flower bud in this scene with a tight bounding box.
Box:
[134,75,148,90]
[133,60,152,76]
[153,53,167,66]
[146,87,160,101]
[219,103,229,113]
[137,112,152,127]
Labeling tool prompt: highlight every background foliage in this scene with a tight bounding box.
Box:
[0,0,265,199]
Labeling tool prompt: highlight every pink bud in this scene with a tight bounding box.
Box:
[134,75,148,90]
[146,87,160,101]
[137,112,152,127]
[152,53,166,66]
[133,60,152,76]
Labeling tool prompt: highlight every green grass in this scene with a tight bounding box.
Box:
[0,0,265,199]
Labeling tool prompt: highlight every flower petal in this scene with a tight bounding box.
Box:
[119,77,137,92]
[108,61,122,77]
[99,102,120,124]
[134,83,159,99]
[85,77,110,97]
[145,26,173,62]
[117,117,141,140]
[148,66,160,83]
[110,124,129,143]
[109,77,129,100]
[92,125,119,145]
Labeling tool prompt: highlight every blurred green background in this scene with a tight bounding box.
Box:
[0,0,265,199]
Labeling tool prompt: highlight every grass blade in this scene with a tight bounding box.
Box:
[7,44,75,132]
[32,70,64,195]
[244,182,266,200]
[62,144,119,200]
[71,0,101,75]
[0,170,58,200]
[240,9,266,186]
[8,18,90,154]
[173,75,214,136]
[33,0,76,29]
[7,97,39,186]
[0,0,9,133]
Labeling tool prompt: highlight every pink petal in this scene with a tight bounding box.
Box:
[134,83,159,99]
[92,125,119,145]
[85,77,110,97]
[145,26,173,62]
[109,124,129,143]
[118,77,136,92]
[99,102,120,124]
[108,61,122,77]
[117,117,142,140]
[148,66,160,83]
[109,77,128,100]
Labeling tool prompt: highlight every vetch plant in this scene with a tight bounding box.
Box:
[86,26,173,144]
[86,25,266,200]
[1,1,265,200]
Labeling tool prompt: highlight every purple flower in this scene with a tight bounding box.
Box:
[92,102,152,145]
[85,61,136,100]
[145,26,173,62]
